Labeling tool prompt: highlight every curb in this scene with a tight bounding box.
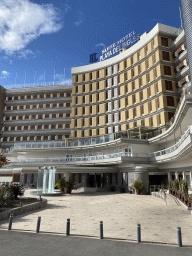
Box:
[0,199,47,221]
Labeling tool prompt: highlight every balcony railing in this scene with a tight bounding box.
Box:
[149,126,192,158]
[7,152,150,165]
[5,81,72,90]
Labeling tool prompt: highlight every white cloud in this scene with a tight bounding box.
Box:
[75,20,83,26]
[0,70,10,79]
[75,12,83,26]
[17,49,36,59]
[0,0,62,54]
[2,71,9,76]
[65,4,71,13]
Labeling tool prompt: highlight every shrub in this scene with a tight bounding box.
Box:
[173,179,179,192]
[0,187,13,206]
[9,183,24,200]
[133,179,145,191]
[179,179,188,195]
[109,185,115,192]
[168,180,174,191]
[55,178,66,189]
[65,178,75,189]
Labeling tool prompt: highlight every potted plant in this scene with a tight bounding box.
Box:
[55,178,66,192]
[133,179,145,195]
[65,178,75,194]
[179,179,188,196]
[172,179,179,196]
[119,186,126,193]
[109,185,115,192]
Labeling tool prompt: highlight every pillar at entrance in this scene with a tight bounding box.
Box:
[63,172,70,181]
[190,171,192,190]
[168,172,171,183]
[183,171,186,181]
[175,172,179,180]
[128,166,149,195]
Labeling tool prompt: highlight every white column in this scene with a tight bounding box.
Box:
[190,171,192,190]
[168,172,171,183]
[63,172,69,181]
[175,172,179,180]
[183,171,186,181]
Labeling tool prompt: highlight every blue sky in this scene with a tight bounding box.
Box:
[0,0,181,89]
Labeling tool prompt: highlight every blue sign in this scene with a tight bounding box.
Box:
[90,53,98,63]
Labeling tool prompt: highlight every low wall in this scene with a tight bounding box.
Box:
[0,199,47,222]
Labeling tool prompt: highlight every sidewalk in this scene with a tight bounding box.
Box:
[0,190,192,246]
[0,230,192,256]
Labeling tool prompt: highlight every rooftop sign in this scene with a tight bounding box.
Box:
[100,31,140,61]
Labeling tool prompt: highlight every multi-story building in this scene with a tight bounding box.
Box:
[0,21,192,193]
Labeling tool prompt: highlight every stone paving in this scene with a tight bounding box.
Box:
[0,190,192,246]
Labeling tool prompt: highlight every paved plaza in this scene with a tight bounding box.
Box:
[0,190,192,246]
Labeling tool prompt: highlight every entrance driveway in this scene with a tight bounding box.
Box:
[0,190,192,246]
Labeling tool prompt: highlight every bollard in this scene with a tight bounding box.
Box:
[20,202,22,207]
[100,221,103,239]
[8,214,13,230]
[66,219,70,236]
[137,223,141,243]
[39,195,42,201]
[177,227,182,247]
[36,217,41,233]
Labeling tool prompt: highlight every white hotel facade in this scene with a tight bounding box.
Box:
[1,9,192,193]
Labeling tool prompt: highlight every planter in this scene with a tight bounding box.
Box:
[67,188,72,194]
[136,189,142,195]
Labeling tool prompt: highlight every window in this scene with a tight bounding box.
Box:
[140,91,143,101]
[156,83,159,93]
[132,81,135,91]
[149,102,152,112]
[162,51,170,61]
[131,56,134,65]
[148,87,151,97]
[66,113,70,118]
[133,94,136,104]
[66,103,70,107]
[159,114,161,125]
[161,37,169,47]
[132,69,134,77]
[165,80,173,91]
[167,96,175,107]
[66,154,72,162]
[124,72,127,81]
[138,65,141,74]
[164,66,171,76]
[141,105,144,115]
[66,124,70,128]
[157,98,160,109]
[168,112,174,119]
[66,93,71,97]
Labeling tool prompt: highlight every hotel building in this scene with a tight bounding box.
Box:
[1,17,192,193]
